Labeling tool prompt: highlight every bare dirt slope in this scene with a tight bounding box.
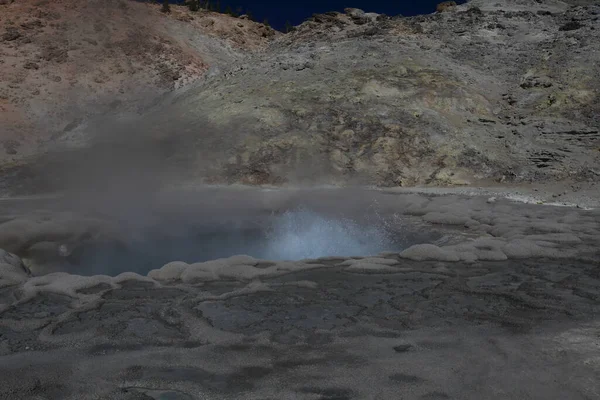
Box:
[0,0,276,161]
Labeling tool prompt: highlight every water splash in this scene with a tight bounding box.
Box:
[262,208,395,260]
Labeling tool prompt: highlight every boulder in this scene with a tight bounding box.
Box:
[0,248,29,274]
[436,1,457,13]
[0,249,30,287]
[344,8,379,25]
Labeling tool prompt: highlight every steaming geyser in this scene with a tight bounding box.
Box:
[37,206,414,277]
[2,188,444,277]
[263,208,395,260]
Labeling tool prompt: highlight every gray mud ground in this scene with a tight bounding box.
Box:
[0,187,599,400]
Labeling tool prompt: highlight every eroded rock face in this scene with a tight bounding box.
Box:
[126,0,598,187]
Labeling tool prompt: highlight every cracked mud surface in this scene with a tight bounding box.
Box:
[0,189,599,399]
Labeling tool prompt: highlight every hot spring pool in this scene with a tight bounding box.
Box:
[28,207,436,276]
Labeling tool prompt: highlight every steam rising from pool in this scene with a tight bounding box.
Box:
[263,209,394,260]
[35,206,410,276]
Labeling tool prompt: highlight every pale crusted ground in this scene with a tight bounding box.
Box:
[0,188,598,399]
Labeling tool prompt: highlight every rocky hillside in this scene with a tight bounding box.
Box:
[1,0,599,192]
[0,0,276,160]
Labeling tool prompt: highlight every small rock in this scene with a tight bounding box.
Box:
[559,21,583,31]
[2,27,21,41]
[487,197,497,204]
[82,38,98,46]
[41,45,68,63]
[520,75,553,89]
[20,19,43,30]
[393,344,413,353]
[467,6,483,16]
[23,61,39,70]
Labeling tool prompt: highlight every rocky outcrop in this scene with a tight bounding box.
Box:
[436,1,458,13]
[0,249,30,287]
[122,0,599,188]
